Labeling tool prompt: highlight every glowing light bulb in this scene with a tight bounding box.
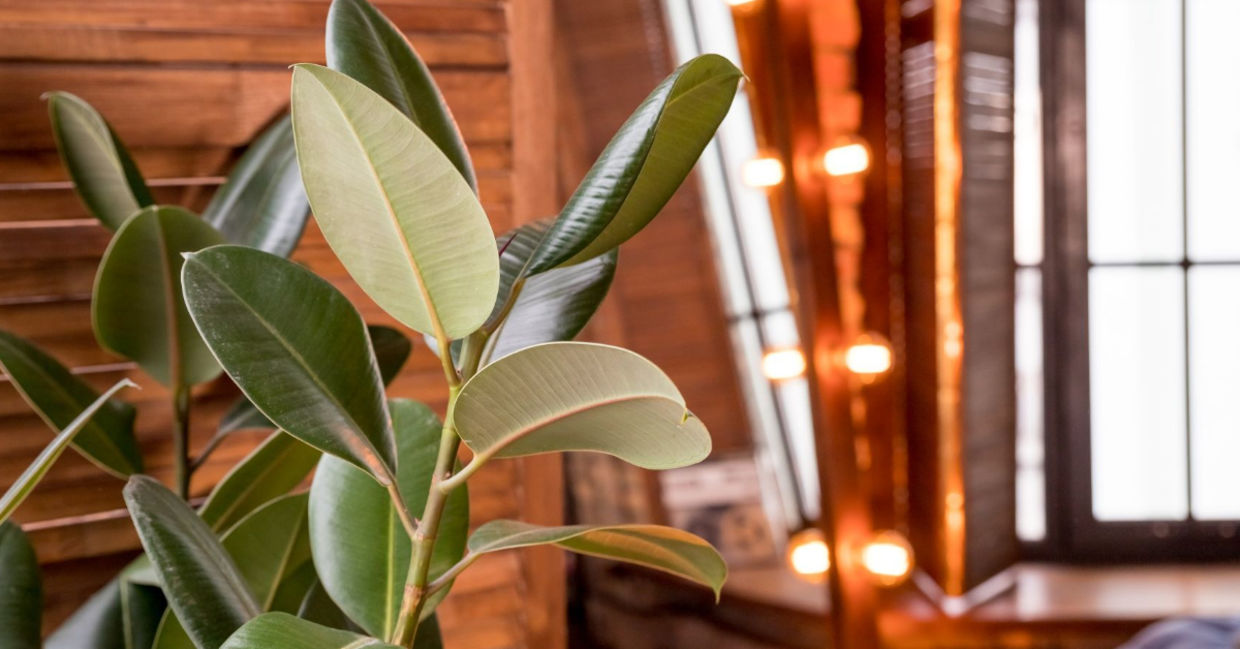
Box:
[787,528,830,581]
[823,142,870,176]
[842,333,893,382]
[861,530,914,586]
[741,156,785,188]
[761,348,806,381]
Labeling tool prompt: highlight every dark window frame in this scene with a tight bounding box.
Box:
[1033,0,1240,562]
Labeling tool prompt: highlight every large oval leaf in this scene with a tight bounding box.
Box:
[483,220,616,364]
[123,476,260,649]
[0,379,137,525]
[308,400,468,638]
[0,328,141,477]
[220,613,399,649]
[202,115,309,257]
[46,91,153,230]
[153,494,313,649]
[182,245,395,482]
[326,0,476,190]
[199,432,321,535]
[469,521,726,598]
[0,521,41,649]
[93,206,225,387]
[290,63,498,340]
[454,342,711,469]
[524,54,741,274]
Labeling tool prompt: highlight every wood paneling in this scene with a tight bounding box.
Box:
[0,2,559,648]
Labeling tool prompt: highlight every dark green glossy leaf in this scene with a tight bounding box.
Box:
[454,342,710,470]
[0,328,142,477]
[119,561,166,649]
[198,432,321,535]
[411,614,442,649]
[0,521,41,649]
[202,116,309,257]
[469,520,727,598]
[308,399,468,638]
[182,245,395,481]
[367,325,412,386]
[123,476,260,649]
[219,613,398,649]
[45,91,153,230]
[290,64,498,340]
[0,379,137,525]
[525,55,741,275]
[326,0,476,190]
[214,397,275,439]
[483,220,616,364]
[93,205,225,387]
[267,559,317,616]
[297,580,361,632]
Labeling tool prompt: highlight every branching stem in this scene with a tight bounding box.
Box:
[171,384,192,500]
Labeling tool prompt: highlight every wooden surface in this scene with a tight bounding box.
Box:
[0,2,561,648]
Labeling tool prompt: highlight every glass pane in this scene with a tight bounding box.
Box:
[1013,0,1043,267]
[1189,267,1240,519]
[1186,0,1240,261]
[1015,268,1045,540]
[1090,267,1187,521]
[1086,0,1183,263]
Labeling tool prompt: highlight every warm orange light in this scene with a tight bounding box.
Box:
[741,156,785,188]
[861,530,914,586]
[724,0,761,7]
[786,528,830,581]
[843,333,893,381]
[823,142,870,176]
[761,348,806,381]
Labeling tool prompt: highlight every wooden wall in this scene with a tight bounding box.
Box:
[0,2,561,648]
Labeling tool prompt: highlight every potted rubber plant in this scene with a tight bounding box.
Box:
[0,0,744,647]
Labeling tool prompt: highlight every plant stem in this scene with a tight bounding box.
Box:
[171,384,192,500]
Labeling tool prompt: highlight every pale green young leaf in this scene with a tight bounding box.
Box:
[0,328,142,477]
[290,63,498,339]
[469,520,726,598]
[45,91,153,230]
[219,613,399,649]
[0,521,42,649]
[93,205,225,387]
[182,245,395,482]
[325,0,476,190]
[454,342,711,470]
[0,379,137,525]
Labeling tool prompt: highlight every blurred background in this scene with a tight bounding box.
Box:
[2,0,1238,648]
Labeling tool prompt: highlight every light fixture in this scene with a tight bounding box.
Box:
[843,332,893,382]
[861,530,915,586]
[786,527,830,581]
[741,156,785,188]
[823,142,870,176]
[761,348,806,381]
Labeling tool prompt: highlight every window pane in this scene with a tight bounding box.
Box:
[1086,0,1183,263]
[1013,0,1043,267]
[1015,268,1045,540]
[1186,0,1240,261]
[1090,267,1187,521]
[1189,267,1240,519]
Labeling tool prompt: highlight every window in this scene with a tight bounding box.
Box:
[1018,0,1240,557]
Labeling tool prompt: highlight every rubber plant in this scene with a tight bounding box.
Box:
[0,0,744,647]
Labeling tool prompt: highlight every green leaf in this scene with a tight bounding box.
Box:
[198,432,321,535]
[0,328,142,477]
[153,494,313,649]
[0,521,41,649]
[202,116,310,257]
[93,205,225,387]
[45,578,127,649]
[367,325,412,386]
[484,220,617,364]
[469,520,727,598]
[45,91,153,230]
[215,397,276,439]
[123,476,260,649]
[220,613,399,649]
[411,614,442,649]
[325,0,476,190]
[296,580,361,632]
[119,563,167,649]
[308,399,468,638]
[0,379,137,525]
[454,342,710,470]
[290,63,499,340]
[182,245,395,482]
[525,54,741,274]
